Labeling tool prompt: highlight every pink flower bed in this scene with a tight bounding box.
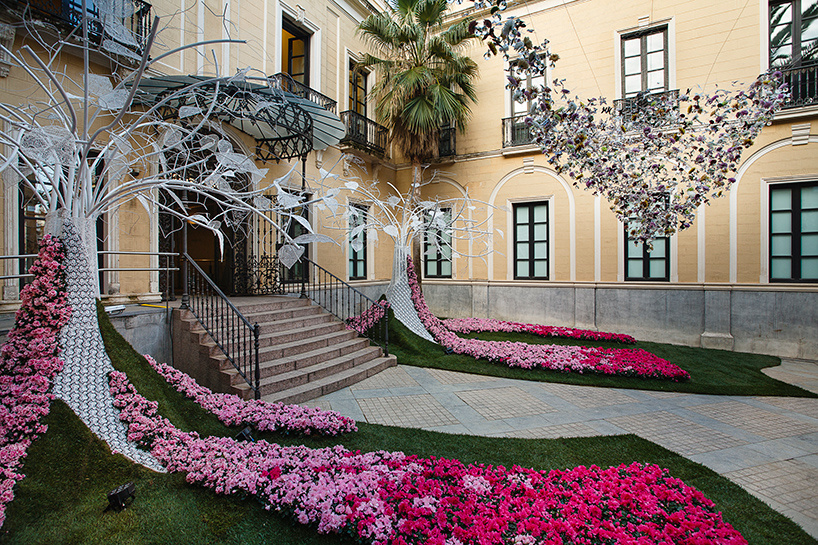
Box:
[407,258,689,381]
[443,317,636,344]
[143,354,356,436]
[347,300,390,336]
[110,370,746,544]
[0,235,71,527]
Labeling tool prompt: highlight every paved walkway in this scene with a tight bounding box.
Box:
[311,359,818,540]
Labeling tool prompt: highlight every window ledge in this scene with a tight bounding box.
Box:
[774,104,818,121]
[502,144,540,157]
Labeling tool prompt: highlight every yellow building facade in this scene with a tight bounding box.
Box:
[1,0,816,359]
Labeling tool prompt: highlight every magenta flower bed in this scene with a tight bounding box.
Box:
[0,236,71,527]
[444,317,637,344]
[407,258,689,381]
[111,370,745,544]
[143,354,356,436]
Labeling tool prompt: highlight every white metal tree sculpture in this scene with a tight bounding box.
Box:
[317,160,495,340]
[0,3,323,467]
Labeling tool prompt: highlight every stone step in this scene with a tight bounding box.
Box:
[255,329,361,362]
[256,338,373,379]
[257,346,383,395]
[230,296,312,315]
[260,355,397,405]
[239,303,324,324]
[260,320,347,346]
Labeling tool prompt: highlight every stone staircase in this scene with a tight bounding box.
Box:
[172,295,396,404]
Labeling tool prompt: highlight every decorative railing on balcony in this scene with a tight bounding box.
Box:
[438,125,456,158]
[19,0,152,54]
[269,73,337,113]
[613,89,680,126]
[340,110,388,157]
[778,63,818,110]
[502,115,534,148]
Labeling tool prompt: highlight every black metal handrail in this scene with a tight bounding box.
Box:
[339,110,388,157]
[269,73,337,113]
[502,115,534,148]
[278,256,389,356]
[181,253,260,399]
[778,63,818,109]
[19,0,153,54]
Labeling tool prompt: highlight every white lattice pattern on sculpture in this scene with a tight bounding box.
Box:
[51,220,164,472]
[386,250,435,343]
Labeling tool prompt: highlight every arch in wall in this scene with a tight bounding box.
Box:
[487,165,576,281]
[729,134,818,282]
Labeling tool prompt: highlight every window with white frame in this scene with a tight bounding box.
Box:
[424,207,452,278]
[349,203,367,280]
[770,181,818,282]
[513,201,549,279]
[621,26,669,98]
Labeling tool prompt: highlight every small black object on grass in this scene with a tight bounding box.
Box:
[106,482,135,512]
[235,426,254,442]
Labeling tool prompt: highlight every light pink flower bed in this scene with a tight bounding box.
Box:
[347,300,390,336]
[143,354,356,436]
[443,317,636,344]
[0,236,71,526]
[110,369,746,544]
[406,258,689,381]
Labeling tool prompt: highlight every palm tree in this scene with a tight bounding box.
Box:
[354,0,479,339]
[356,0,479,177]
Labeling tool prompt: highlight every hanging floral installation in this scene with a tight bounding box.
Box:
[470,2,789,245]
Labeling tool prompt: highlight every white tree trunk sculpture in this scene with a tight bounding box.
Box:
[47,211,164,470]
[385,244,434,342]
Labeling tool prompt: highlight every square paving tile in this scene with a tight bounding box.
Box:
[607,411,748,456]
[538,382,638,408]
[455,387,555,420]
[506,422,600,439]
[756,397,818,420]
[725,458,818,523]
[350,366,419,390]
[690,401,818,439]
[426,368,498,385]
[357,394,460,427]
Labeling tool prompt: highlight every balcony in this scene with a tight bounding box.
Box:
[438,125,456,158]
[778,63,818,110]
[502,115,534,148]
[15,0,152,55]
[613,89,680,126]
[339,111,387,158]
[269,73,337,113]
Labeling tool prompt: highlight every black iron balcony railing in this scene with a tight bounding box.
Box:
[269,73,337,113]
[778,63,818,109]
[438,125,456,158]
[613,89,680,126]
[502,115,534,148]
[339,110,388,157]
[19,0,152,54]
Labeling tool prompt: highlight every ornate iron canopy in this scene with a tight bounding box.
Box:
[131,74,345,162]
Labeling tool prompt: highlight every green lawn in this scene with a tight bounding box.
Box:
[386,311,817,397]
[2,307,816,544]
